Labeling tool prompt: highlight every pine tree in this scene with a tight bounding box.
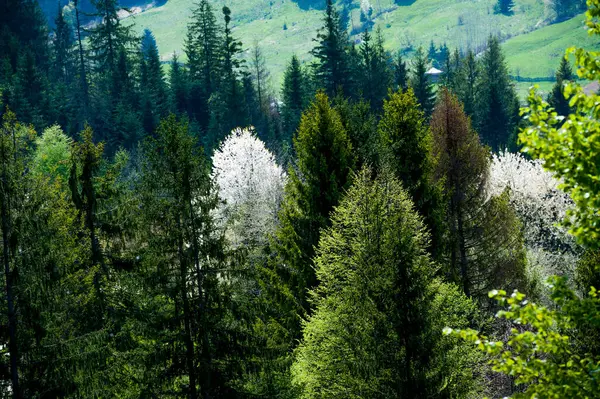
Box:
[548,56,575,118]
[311,0,350,96]
[53,5,74,85]
[292,168,482,398]
[393,51,409,92]
[281,55,308,141]
[431,88,527,298]
[476,36,519,151]
[410,47,435,117]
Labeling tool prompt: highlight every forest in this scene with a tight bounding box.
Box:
[0,0,599,397]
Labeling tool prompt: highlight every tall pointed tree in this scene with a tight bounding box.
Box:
[548,56,575,118]
[410,47,435,117]
[311,0,350,96]
[281,55,308,141]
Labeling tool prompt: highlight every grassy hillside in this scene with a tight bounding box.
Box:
[127,0,590,87]
[504,13,600,78]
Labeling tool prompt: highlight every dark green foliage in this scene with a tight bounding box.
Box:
[140,29,168,133]
[272,92,354,327]
[455,49,478,118]
[378,89,445,258]
[359,28,392,109]
[292,168,482,398]
[548,56,575,118]
[410,47,435,117]
[311,0,350,96]
[475,36,519,151]
[393,51,409,92]
[495,0,515,15]
[281,55,309,143]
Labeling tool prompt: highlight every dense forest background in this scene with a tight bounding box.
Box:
[0,0,599,397]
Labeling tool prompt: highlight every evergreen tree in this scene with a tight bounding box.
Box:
[495,0,515,15]
[292,168,482,398]
[431,88,527,299]
[169,53,189,115]
[410,47,435,117]
[548,56,575,119]
[359,27,392,109]
[138,114,232,398]
[281,55,308,142]
[378,89,445,258]
[311,0,350,96]
[335,96,378,169]
[271,92,354,331]
[53,5,74,85]
[140,29,168,134]
[393,51,409,92]
[456,49,478,118]
[475,36,519,151]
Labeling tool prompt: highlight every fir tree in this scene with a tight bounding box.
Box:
[495,0,515,15]
[281,55,308,141]
[359,27,392,109]
[272,92,354,332]
[456,49,478,118]
[311,0,350,96]
[475,36,519,151]
[140,29,168,133]
[169,53,189,115]
[410,47,435,117]
[292,168,482,398]
[393,51,409,92]
[548,56,575,118]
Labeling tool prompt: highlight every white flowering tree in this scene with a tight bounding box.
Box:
[488,151,580,295]
[212,127,286,247]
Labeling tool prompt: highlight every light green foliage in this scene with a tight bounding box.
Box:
[31,125,72,183]
[445,277,600,398]
[519,0,600,248]
[293,168,482,398]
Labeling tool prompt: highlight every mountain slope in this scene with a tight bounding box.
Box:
[123,0,589,85]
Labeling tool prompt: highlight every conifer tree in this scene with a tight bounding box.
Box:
[53,6,74,85]
[456,49,478,118]
[169,53,189,115]
[359,27,392,109]
[281,55,308,141]
[378,89,445,257]
[476,36,519,151]
[292,168,482,398]
[311,0,350,96]
[393,51,409,92]
[140,29,168,133]
[495,0,515,15]
[548,56,575,118]
[272,92,354,329]
[431,88,526,298]
[139,114,230,398]
[410,47,435,117]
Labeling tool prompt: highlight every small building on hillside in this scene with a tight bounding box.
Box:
[425,67,444,83]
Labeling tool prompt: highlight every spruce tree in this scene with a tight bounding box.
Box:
[272,92,354,330]
[431,88,526,299]
[138,114,230,398]
[456,49,478,118]
[281,55,308,141]
[548,56,575,118]
[311,0,350,96]
[475,36,519,151]
[359,27,392,109]
[410,47,435,117]
[378,89,445,258]
[495,0,515,15]
[169,53,189,115]
[140,29,168,133]
[292,168,482,398]
[393,51,409,92]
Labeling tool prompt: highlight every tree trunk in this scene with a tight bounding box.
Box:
[456,203,471,297]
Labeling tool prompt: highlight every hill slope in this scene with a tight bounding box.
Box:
[121,0,594,86]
